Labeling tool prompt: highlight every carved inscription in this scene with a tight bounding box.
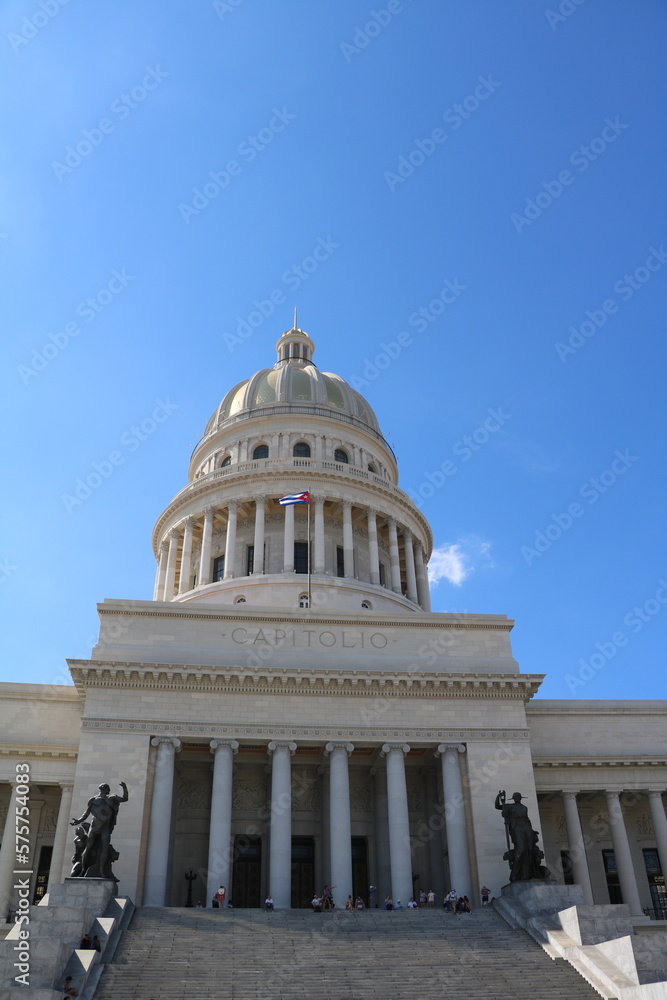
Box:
[226,626,388,649]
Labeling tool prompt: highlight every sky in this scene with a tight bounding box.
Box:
[1,0,666,701]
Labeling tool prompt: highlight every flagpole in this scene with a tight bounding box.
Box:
[307,492,311,609]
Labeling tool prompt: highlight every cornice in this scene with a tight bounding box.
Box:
[67,659,542,700]
[0,744,79,761]
[80,719,532,743]
[532,755,667,769]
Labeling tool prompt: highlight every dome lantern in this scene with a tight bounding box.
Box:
[275,312,315,365]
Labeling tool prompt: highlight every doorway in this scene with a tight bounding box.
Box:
[232,837,262,908]
[291,837,315,907]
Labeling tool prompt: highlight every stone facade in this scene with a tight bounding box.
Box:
[1,326,666,918]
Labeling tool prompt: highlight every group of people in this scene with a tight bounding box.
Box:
[79,933,101,951]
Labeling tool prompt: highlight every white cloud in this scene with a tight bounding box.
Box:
[428,537,493,587]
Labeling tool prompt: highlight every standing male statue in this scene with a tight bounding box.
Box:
[495,790,549,882]
[70,781,128,881]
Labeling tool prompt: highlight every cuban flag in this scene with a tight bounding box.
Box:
[278,491,310,505]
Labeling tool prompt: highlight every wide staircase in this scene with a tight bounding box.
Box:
[93,906,603,1000]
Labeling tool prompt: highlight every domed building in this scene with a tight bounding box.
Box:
[0,326,666,945]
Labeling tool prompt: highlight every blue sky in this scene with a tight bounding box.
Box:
[1,0,666,700]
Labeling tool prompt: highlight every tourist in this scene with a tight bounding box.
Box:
[419,889,427,908]
[369,884,377,908]
[384,894,393,910]
[213,885,226,909]
[345,895,353,911]
[427,888,435,908]
[481,885,490,906]
[62,977,77,997]
[79,934,91,950]
[91,935,102,952]
[407,897,418,909]
[311,893,322,912]
[445,889,457,912]
[394,899,403,909]
[355,896,365,910]
[264,894,274,911]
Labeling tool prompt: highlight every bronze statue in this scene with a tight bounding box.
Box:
[70,782,128,881]
[495,790,549,882]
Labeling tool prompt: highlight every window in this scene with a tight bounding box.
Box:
[293,442,311,458]
[334,448,348,464]
[294,541,309,574]
[298,594,309,609]
[643,848,667,918]
[368,463,376,473]
[336,546,345,578]
[235,596,246,604]
[212,555,225,582]
[361,600,372,610]
[253,444,269,459]
[246,545,254,576]
[560,850,574,885]
[379,563,386,587]
[602,849,623,904]
[221,455,231,467]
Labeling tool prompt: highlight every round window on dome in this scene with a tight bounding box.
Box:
[334,448,348,464]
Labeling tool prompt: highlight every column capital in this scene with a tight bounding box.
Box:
[562,790,580,801]
[203,506,215,518]
[342,499,353,512]
[324,742,354,757]
[210,739,239,754]
[227,499,238,514]
[58,782,75,792]
[435,743,466,757]
[367,507,379,518]
[387,517,397,529]
[312,492,326,504]
[268,740,297,756]
[151,736,181,751]
[402,527,413,542]
[648,789,666,799]
[413,538,424,553]
[381,743,410,757]
[168,527,180,540]
[159,539,169,552]
[255,494,266,505]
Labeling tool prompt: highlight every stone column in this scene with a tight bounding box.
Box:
[253,496,266,574]
[313,495,325,574]
[207,739,239,905]
[648,791,667,877]
[48,783,74,890]
[372,767,391,905]
[178,517,194,594]
[143,737,181,906]
[382,743,413,904]
[436,744,472,902]
[604,790,643,915]
[224,501,238,579]
[367,509,380,585]
[153,541,168,600]
[0,782,19,918]
[268,741,296,908]
[163,528,179,600]
[387,520,402,594]
[414,541,431,611]
[199,507,214,586]
[423,768,445,899]
[283,504,295,573]
[325,742,354,905]
[342,501,354,578]
[403,530,418,604]
[319,766,331,888]
[562,791,594,904]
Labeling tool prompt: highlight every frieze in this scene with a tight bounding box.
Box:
[636,813,654,836]
[350,784,371,813]
[176,777,210,811]
[232,779,267,811]
[80,718,531,743]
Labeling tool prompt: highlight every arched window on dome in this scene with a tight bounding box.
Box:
[253,444,269,460]
[293,442,311,458]
[367,463,376,473]
[361,600,372,610]
[235,595,246,604]
[220,455,231,468]
[334,448,349,464]
[298,594,309,609]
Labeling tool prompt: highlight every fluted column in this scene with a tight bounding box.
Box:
[382,743,413,904]
[154,541,168,600]
[163,528,179,600]
[178,517,195,594]
[387,520,401,594]
[403,530,418,604]
[648,791,667,879]
[604,790,643,915]
[325,742,354,905]
[283,504,295,572]
[199,507,214,586]
[268,740,297,908]
[436,744,472,901]
[0,782,19,919]
[342,501,354,578]
[48,783,74,890]
[313,495,325,574]
[207,739,239,905]
[253,497,266,574]
[143,737,181,906]
[414,541,431,611]
[367,509,380,585]
[372,767,391,904]
[562,791,594,904]
[224,501,238,579]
